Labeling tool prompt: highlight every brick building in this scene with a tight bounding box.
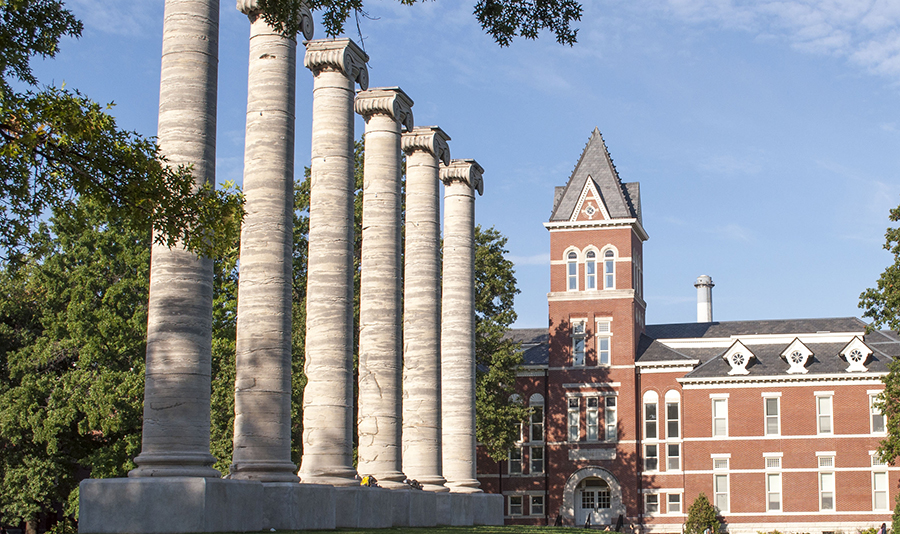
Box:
[475,129,900,533]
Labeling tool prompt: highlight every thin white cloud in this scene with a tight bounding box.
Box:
[712,223,754,242]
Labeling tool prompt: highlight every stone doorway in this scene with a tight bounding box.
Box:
[563,467,624,527]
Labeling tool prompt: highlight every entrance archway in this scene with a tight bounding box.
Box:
[563,467,625,527]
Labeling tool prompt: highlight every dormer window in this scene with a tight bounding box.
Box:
[603,249,615,289]
[781,339,812,374]
[567,251,578,291]
[585,250,597,290]
[840,337,872,372]
[724,340,754,375]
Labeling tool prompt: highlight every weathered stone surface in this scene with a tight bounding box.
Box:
[231,0,299,484]
[435,492,453,525]
[355,87,413,489]
[262,483,335,530]
[401,126,451,493]
[408,490,438,527]
[472,492,505,525]
[333,486,393,528]
[299,38,368,487]
[440,159,484,493]
[449,492,475,526]
[79,478,263,534]
[129,0,219,480]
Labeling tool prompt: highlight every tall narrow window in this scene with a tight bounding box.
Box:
[605,397,617,441]
[587,397,600,441]
[645,493,659,514]
[764,396,780,436]
[644,444,658,471]
[603,249,615,289]
[667,443,681,471]
[585,250,597,289]
[567,251,578,291]
[817,394,833,434]
[644,391,658,440]
[568,397,580,442]
[713,458,729,512]
[871,394,886,434]
[531,446,544,474]
[572,320,586,366]
[819,455,835,511]
[666,396,680,439]
[712,397,728,437]
[509,447,522,475]
[765,456,782,512]
[531,495,545,516]
[530,394,544,442]
[509,495,523,516]
[596,319,611,366]
[873,455,889,511]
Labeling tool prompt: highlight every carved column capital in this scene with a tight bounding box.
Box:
[440,158,484,196]
[237,0,314,40]
[304,38,369,90]
[402,126,451,165]
[354,87,414,132]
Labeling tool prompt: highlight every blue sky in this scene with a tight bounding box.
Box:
[37,0,900,328]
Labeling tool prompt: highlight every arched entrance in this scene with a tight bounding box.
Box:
[563,467,625,527]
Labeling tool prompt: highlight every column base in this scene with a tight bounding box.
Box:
[446,478,483,494]
[228,460,299,483]
[129,452,221,479]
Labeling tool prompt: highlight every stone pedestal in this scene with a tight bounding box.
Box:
[473,492,505,525]
[355,87,414,488]
[333,486,394,528]
[261,483,335,530]
[401,126,451,492]
[231,0,313,484]
[79,478,263,534]
[440,159,484,493]
[299,38,368,486]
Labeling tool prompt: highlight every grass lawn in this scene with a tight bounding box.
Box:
[254,527,576,534]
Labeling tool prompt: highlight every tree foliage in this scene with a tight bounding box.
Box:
[860,204,900,331]
[259,0,582,46]
[685,493,720,534]
[0,0,243,263]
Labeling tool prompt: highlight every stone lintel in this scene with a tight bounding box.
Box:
[355,87,414,131]
[237,0,314,40]
[304,38,368,89]
[440,158,484,195]
[402,126,451,165]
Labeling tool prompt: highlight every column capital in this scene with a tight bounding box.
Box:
[304,38,369,90]
[402,126,451,165]
[355,87,414,132]
[440,158,484,196]
[237,0,314,40]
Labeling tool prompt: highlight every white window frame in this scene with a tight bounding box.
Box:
[530,495,545,516]
[605,396,617,441]
[567,251,578,291]
[644,493,659,515]
[667,442,681,472]
[571,319,586,367]
[508,495,523,516]
[568,397,580,442]
[873,452,889,511]
[603,248,615,289]
[666,493,682,514]
[711,395,728,437]
[712,455,730,513]
[530,445,544,475]
[644,390,659,441]
[818,453,835,511]
[529,394,544,442]
[870,392,886,435]
[666,398,680,440]
[763,394,780,436]
[644,444,659,472]
[816,393,833,435]
[586,397,600,442]
[585,250,597,290]
[596,318,611,366]
[508,447,522,475]
[764,455,782,512]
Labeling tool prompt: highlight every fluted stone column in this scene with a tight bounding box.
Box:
[401,126,451,492]
[230,0,313,483]
[129,0,221,479]
[299,38,368,487]
[440,159,484,493]
[353,88,414,488]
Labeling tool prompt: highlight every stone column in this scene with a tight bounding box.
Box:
[440,159,484,493]
[401,126,451,492]
[353,87,414,488]
[129,0,221,479]
[230,0,313,483]
[299,38,368,487]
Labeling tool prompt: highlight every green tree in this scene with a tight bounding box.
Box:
[0,198,148,533]
[685,493,720,534]
[0,0,242,262]
[258,0,583,46]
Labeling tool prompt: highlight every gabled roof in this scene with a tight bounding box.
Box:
[643,317,867,340]
[549,128,641,223]
[505,328,549,366]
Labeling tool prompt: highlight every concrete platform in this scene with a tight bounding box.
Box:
[333,485,393,528]
[472,492,504,525]
[263,482,335,530]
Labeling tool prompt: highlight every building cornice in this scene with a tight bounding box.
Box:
[658,331,864,349]
[544,218,649,241]
[678,372,887,389]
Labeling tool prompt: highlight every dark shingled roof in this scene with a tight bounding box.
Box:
[549,128,640,222]
[643,317,867,340]
[505,328,549,366]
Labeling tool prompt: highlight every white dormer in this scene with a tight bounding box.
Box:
[781,338,812,374]
[723,340,755,375]
[840,336,872,373]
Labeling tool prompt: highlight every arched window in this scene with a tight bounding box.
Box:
[665,390,681,471]
[643,391,659,472]
[529,394,545,442]
[567,251,578,291]
[604,249,615,289]
[585,250,597,290]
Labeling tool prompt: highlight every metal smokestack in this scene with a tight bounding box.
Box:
[694,275,714,323]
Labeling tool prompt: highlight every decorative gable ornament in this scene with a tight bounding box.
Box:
[840,336,872,372]
[570,175,611,222]
[781,338,812,374]
[723,340,754,375]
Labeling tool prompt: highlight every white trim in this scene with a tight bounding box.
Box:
[761,392,782,397]
[814,391,835,396]
[544,218,650,241]
[683,432,889,442]
[680,374,885,388]
[709,393,730,399]
[564,383,621,390]
[763,452,784,457]
[816,451,837,457]
[711,453,732,458]
[547,289,640,302]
